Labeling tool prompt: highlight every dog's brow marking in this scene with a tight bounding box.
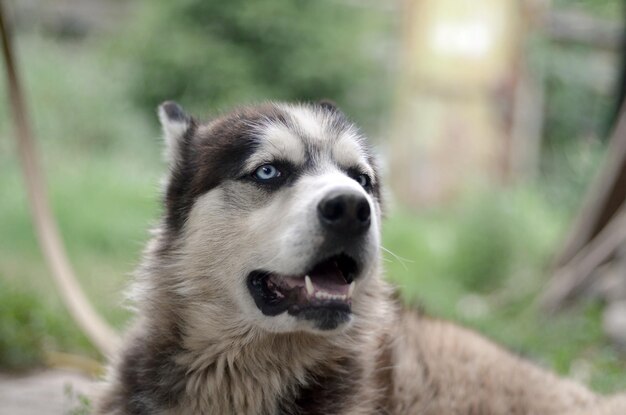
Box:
[283,105,326,140]
[247,121,306,169]
[333,132,374,178]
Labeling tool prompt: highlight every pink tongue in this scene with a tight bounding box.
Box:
[309,261,349,294]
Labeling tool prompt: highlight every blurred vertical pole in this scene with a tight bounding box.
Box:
[389,0,529,209]
[608,0,626,132]
[509,0,549,182]
[0,0,119,358]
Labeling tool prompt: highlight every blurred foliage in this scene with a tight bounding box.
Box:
[448,199,517,292]
[531,11,622,210]
[554,0,623,18]
[0,277,93,370]
[384,187,565,311]
[0,278,46,369]
[117,0,392,130]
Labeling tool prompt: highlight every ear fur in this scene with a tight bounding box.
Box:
[158,101,191,164]
[317,99,340,113]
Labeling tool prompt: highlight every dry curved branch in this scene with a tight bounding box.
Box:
[542,206,626,313]
[0,1,119,358]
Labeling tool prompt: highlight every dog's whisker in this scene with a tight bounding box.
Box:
[380,245,412,271]
[380,246,414,264]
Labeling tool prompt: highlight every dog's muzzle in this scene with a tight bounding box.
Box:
[247,188,373,331]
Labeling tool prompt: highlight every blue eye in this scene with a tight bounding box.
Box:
[355,174,370,188]
[254,164,281,181]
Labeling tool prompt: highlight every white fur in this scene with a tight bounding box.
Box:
[158,106,190,164]
[280,104,326,140]
[245,121,307,171]
[333,129,375,179]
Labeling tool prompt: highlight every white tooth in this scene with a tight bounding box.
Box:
[348,282,355,297]
[315,292,323,299]
[305,275,314,296]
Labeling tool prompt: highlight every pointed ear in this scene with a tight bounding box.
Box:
[158,101,191,163]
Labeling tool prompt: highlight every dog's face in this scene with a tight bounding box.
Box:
[158,101,382,333]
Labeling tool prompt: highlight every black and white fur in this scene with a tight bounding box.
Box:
[96,101,626,415]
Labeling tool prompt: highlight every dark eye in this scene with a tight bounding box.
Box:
[355,173,371,189]
[253,164,281,181]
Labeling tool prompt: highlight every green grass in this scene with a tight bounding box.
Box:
[0,32,624,394]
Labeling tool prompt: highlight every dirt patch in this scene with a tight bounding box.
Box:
[0,369,96,415]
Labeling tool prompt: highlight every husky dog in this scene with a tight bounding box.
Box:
[96,101,626,415]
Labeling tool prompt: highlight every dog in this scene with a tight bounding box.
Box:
[95,101,626,414]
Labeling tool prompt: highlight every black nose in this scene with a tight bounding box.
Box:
[318,190,371,235]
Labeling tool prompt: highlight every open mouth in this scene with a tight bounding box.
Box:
[247,253,360,327]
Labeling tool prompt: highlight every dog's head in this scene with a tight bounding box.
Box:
[156,101,383,334]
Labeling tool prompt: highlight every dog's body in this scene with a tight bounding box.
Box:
[96,102,625,414]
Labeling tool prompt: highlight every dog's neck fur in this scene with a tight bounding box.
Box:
[123,232,395,415]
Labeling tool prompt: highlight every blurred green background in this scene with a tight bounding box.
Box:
[1,0,625,394]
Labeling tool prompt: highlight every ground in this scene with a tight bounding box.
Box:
[0,369,95,415]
